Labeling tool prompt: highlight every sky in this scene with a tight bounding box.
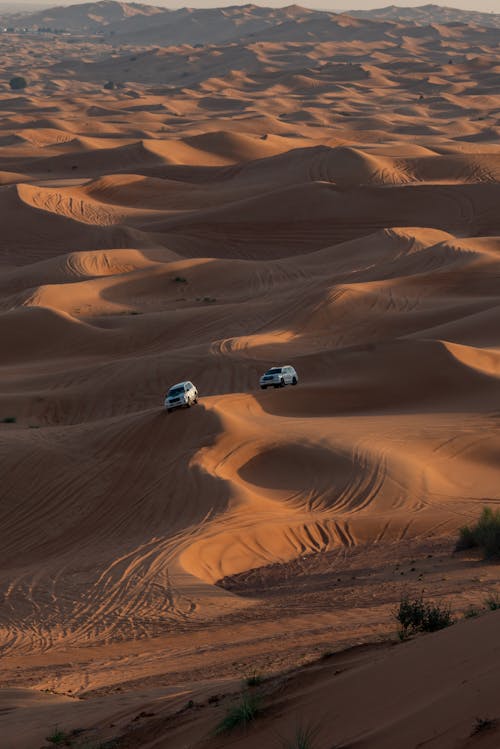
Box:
[172,0,500,8]
[2,0,500,11]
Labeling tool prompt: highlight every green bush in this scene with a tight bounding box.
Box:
[423,601,453,632]
[9,76,27,90]
[395,594,453,637]
[215,693,261,734]
[456,524,476,551]
[46,726,67,745]
[456,507,500,559]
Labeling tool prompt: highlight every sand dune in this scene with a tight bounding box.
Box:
[0,4,500,747]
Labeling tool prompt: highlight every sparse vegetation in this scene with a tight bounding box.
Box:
[103,81,115,90]
[173,276,187,283]
[456,524,476,551]
[463,606,480,619]
[281,723,320,749]
[245,672,262,687]
[471,716,496,735]
[456,507,500,559]
[1,416,16,423]
[215,692,261,734]
[43,728,119,749]
[395,593,453,638]
[46,727,67,745]
[9,76,27,90]
[484,593,500,611]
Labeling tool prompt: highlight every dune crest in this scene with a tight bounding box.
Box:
[0,3,500,746]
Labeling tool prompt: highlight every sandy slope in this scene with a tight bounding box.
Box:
[0,5,500,748]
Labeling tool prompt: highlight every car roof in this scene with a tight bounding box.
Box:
[169,381,191,389]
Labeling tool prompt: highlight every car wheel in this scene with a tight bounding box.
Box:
[292,377,297,385]
[194,395,198,404]
[280,378,285,388]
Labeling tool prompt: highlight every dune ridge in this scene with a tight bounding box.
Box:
[0,4,500,747]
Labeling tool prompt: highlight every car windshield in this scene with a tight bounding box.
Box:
[266,368,282,375]
[168,386,185,397]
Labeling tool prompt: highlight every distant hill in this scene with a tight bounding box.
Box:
[350,4,500,30]
[0,0,164,33]
[2,1,500,42]
[113,4,326,46]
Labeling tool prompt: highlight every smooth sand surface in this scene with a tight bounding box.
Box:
[0,3,499,747]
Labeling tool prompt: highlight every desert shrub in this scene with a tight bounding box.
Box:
[2,416,16,423]
[103,81,115,90]
[215,693,261,734]
[456,524,477,551]
[423,601,453,632]
[484,593,500,611]
[245,672,262,687]
[46,726,67,744]
[395,594,453,637]
[9,76,27,90]
[395,593,426,635]
[173,276,187,283]
[463,606,481,619]
[471,716,496,735]
[282,723,320,749]
[456,508,500,559]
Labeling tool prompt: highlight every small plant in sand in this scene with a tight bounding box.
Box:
[1,416,16,423]
[484,593,500,611]
[456,507,500,560]
[9,76,27,90]
[281,722,320,749]
[395,593,453,638]
[173,276,187,283]
[463,606,481,619]
[215,692,261,734]
[245,671,262,687]
[46,726,68,745]
[471,716,496,735]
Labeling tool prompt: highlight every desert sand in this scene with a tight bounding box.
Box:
[0,2,500,747]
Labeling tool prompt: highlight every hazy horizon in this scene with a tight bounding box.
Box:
[2,0,500,12]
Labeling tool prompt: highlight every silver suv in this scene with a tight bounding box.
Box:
[260,365,298,389]
[164,381,198,412]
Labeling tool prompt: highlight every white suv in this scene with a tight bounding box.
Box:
[260,365,298,389]
[164,381,198,412]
